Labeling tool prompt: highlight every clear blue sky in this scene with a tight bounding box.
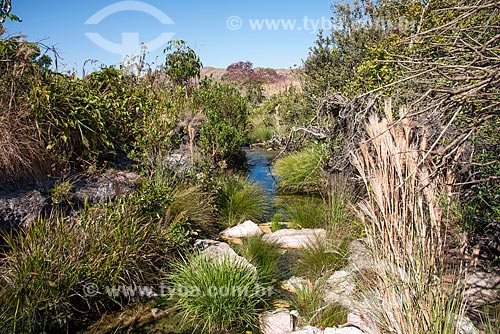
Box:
[4,0,335,72]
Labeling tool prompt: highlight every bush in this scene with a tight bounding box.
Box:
[274,146,325,193]
[169,254,266,332]
[215,174,269,227]
[236,236,282,285]
[195,79,249,165]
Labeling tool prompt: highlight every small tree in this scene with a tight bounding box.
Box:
[164,40,202,87]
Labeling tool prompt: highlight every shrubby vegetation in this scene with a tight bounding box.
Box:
[1,0,499,332]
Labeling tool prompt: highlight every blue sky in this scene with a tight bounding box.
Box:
[3,1,334,72]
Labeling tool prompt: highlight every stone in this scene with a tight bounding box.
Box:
[464,270,500,306]
[194,239,256,272]
[456,315,480,334]
[262,228,327,249]
[324,270,357,309]
[220,220,263,239]
[282,276,309,293]
[346,311,380,334]
[73,170,139,205]
[292,325,323,334]
[348,239,373,270]
[324,327,364,334]
[0,189,47,229]
[259,309,294,334]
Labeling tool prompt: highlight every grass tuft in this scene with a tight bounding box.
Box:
[215,174,269,227]
[169,253,266,332]
[236,236,282,285]
[273,146,324,193]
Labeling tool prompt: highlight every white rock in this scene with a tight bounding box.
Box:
[194,239,256,272]
[220,220,263,238]
[456,315,480,334]
[324,270,356,309]
[324,327,364,334]
[282,276,309,293]
[260,309,294,334]
[262,228,327,249]
[293,325,323,334]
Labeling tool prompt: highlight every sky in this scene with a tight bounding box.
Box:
[3,1,334,73]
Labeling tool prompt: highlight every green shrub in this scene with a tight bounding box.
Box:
[281,196,325,229]
[237,236,282,285]
[49,180,74,205]
[215,174,269,227]
[274,146,325,193]
[248,124,273,143]
[289,281,348,328]
[169,254,266,332]
[195,79,249,164]
[293,239,348,280]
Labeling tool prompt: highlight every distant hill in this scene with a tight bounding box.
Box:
[200,66,301,95]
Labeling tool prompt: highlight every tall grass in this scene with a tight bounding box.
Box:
[280,195,325,229]
[0,172,203,333]
[236,236,282,285]
[351,104,466,334]
[169,253,267,332]
[215,174,269,227]
[289,280,348,328]
[274,145,324,193]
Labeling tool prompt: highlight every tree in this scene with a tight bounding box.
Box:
[164,40,202,87]
[1,0,21,25]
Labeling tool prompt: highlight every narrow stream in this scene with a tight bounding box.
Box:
[243,147,278,198]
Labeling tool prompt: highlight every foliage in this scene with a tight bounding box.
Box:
[195,79,249,164]
[293,238,348,280]
[49,180,73,205]
[214,174,269,227]
[281,196,325,229]
[248,123,274,144]
[236,236,282,285]
[0,0,20,24]
[274,145,325,193]
[0,194,183,333]
[164,40,202,87]
[169,253,266,332]
[289,280,348,328]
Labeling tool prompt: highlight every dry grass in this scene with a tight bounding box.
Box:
[351,101,466,334]
[0,34,51,184]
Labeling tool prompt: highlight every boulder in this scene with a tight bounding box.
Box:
[324,270,357,309]
[220,220,263,239]
[259,309,294,334]
[282,276,309,293]
[194,239,256,272]
[72,170,140,205]
[262,228,327,249]
[0,189,47,229]
[464,269,500,306]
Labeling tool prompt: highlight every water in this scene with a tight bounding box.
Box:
[243,147,278,198]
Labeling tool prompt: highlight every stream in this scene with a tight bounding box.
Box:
[243,147,278,198]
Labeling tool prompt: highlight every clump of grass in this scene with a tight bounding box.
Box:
[237,236,282,285]
[351,104,466,334]
[215,174,269,227]
[169,254,266,333]
[273,145,324,193]
[289,280,348,328]
[281,196,325,229]
[294,239,349,280]
[49,180,74,205]
[248,124,273,143]
[270,213,285,232]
